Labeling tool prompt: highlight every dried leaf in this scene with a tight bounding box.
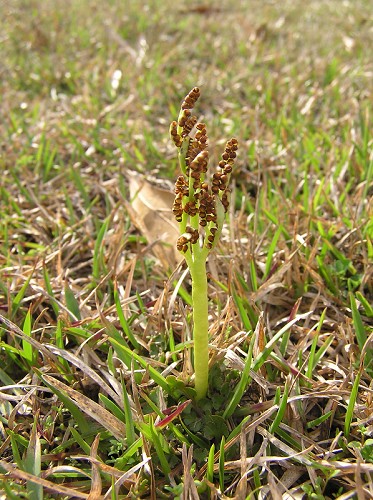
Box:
[46,345,123,407]
[126,171,181,268]
[42,375,126,440]
[155,399,191,429]
[181,444,200,500]
[0,460,89,499]
[87,434,102,500]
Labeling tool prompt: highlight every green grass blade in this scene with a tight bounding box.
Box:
[115,438,143,469]
[54,320,71,374]
[64,284,81,321]
[344,368,362,438]
[307,410,333,429]
[206,443,215,487]
[264,227,282,278]
[113,286,140,349]
[99,394,126,423]
[316,255,338,295]
[43,267,60,317]
[175,283,193,306]
[122,382,136,447]
[109,338,170,392]
[253,316,306,372]
[149,420,171,476]
[1,482,20,500]
[24,419,42,500]
[11,272,33,319]
[263,210,290,240]
[350,292,368,352]
[355,292,373,318]
[350,292,373,372]
[21,308,34,364]
[223,333,254,419]
[69,427,92,455]
[312,335,334,369]
[92,217,110,282]
[8,430,24,468]
[232,288,253,332]
[219,436,225,493]
[101,319,133,369]
[249,258,258,291]
[269,382,289,435]
[179,418,208,448]
[274,427,303,452]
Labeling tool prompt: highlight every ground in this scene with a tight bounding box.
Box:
[0,1,372,498]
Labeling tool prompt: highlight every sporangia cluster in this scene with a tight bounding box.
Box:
[170,87,238,254]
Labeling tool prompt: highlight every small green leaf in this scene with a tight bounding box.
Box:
[203,415,228,441]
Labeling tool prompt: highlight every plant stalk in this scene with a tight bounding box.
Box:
[189,257,209,400]
[170,88,237,400]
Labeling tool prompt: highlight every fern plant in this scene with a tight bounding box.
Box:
[170,88,238,399]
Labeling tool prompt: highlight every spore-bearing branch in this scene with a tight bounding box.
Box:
[170,87,238,257]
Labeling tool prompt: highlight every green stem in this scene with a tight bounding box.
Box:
[178,136,190,175]
[189,254,209,400]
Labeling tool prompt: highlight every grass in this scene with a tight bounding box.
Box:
[0,0,372,498]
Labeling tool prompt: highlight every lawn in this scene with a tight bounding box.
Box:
[0,0,372,498]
